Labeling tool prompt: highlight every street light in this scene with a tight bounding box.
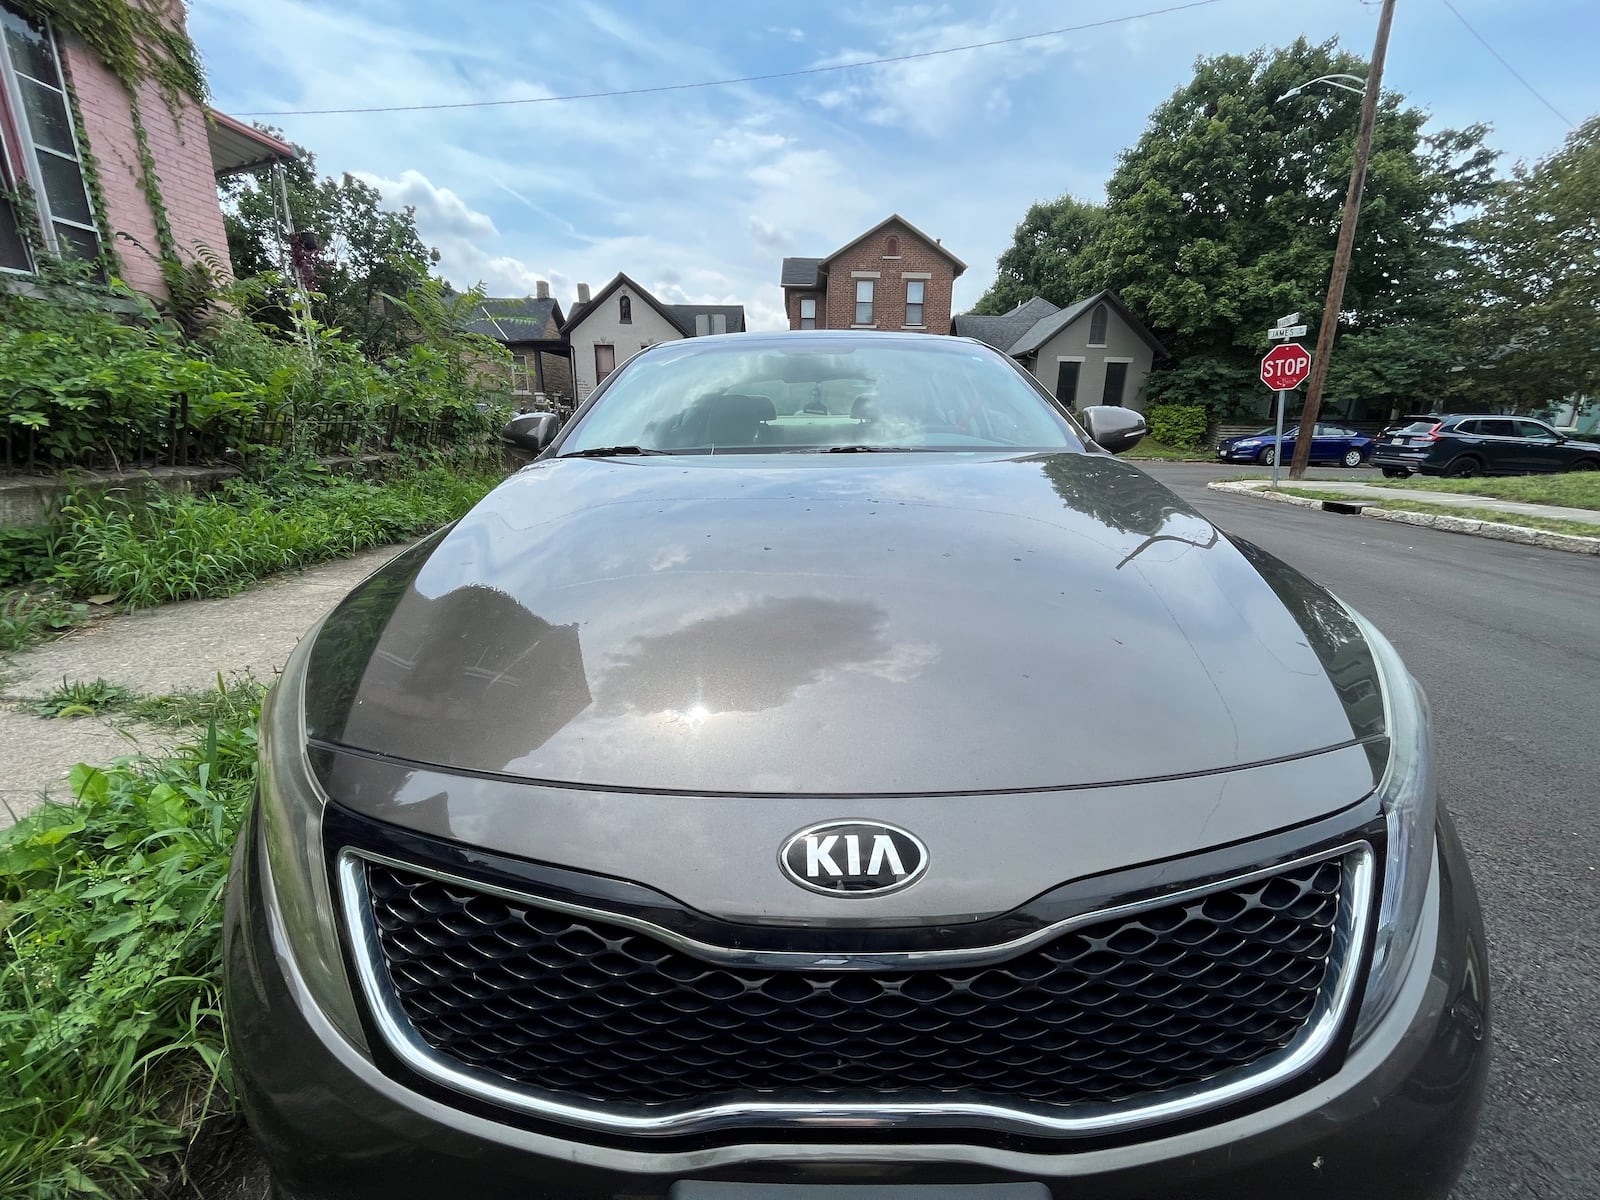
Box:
[1276,73,1368,102]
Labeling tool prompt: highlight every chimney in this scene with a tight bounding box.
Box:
[577,282,591,304]
[535,280,549,300]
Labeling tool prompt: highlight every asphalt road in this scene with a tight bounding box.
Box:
[1144,461,1600,1200]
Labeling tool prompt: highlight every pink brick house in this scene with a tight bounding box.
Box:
[0,1,291,297]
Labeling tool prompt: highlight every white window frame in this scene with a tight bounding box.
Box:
[1087,303,1110,348]
[510,353,530,395]
[798,296,816,329]
[854,278,874,326]
[0,4,100,267]
[904,279,926,328]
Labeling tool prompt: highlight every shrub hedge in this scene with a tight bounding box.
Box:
[1147,403,1211,450]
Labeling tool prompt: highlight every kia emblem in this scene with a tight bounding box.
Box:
[779,821,929,897]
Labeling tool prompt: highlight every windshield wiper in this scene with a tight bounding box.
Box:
[558,445,669,458]
[799,444,929,454]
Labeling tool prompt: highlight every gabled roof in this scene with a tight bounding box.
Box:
[564,273,745,338]
[1006,289,1168,359]
[820,214,966,277]
[780,257,823,288]
[667,304,747,334]
[951,296,1061,351]
[463,296,565,343]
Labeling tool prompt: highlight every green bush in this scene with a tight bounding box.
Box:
[0,721,259,1199]
[1,274,511,470]
[51,462,502,608]
[1147,403,1210,450]
[0,528,56,587]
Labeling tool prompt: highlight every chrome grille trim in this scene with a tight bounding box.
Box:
[337,841,1374,1139]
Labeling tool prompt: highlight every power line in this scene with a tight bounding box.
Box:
[1438,0,1574,129]
[235,0,1229,117]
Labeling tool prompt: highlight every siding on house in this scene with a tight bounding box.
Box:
[569,282,684,400]
[1028,309,1155,413]
[58,27,230,297]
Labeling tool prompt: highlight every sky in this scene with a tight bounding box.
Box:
[190,0,1595,332]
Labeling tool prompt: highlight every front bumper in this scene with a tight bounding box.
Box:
[224,807,1489,1200]
[1217,443,1267,461]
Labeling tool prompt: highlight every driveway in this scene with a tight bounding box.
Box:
[1143,460,1600,1200]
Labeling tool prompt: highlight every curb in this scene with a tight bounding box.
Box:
[1205,481,1600,557]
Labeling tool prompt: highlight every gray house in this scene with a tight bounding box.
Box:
[952,290,1166,412]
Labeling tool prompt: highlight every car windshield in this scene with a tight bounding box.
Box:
[558,338,1085,455]
[1398,421,1440,433]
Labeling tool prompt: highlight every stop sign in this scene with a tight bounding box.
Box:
[1261,343,1312,390]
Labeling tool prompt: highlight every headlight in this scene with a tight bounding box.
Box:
[256,619,367,1050]
[1343,605,1437,1044]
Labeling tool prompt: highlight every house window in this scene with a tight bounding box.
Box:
[1102,361,1129,406]
[510,353,530,394]
[594,343,616,383]
[0,4,101,267]
[799,297,816,329]
[619,294,632,323]
[855,279,874,325]
[1088,303,1109,347]
[905,280,925,327]
[1055,361,1082,407]
[885,235,900,257]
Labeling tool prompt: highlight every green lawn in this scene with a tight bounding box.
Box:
[1280,488,1600,539]
[1125,439,1214,461]
[1368,473,1600,512]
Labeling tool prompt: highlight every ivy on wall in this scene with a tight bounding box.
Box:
[13,1,208,283]
[61,75,122,276]
[14,0,207,108]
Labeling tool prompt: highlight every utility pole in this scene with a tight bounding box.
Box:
[1288,0,1397,479]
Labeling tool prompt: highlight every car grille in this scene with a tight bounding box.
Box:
[357,853,1353,1115]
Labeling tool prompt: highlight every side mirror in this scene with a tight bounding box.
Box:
[1080,405,1148,455]
[501,412,561,457]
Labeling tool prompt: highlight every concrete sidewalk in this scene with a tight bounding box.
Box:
[1242,478,1600,527]
[0,542,409,826]
[1208,480,1600,556]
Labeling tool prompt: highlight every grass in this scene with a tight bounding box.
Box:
[49,460,502,610]
[1279,488,1600,539]
[1367,472,1600,511]
[26,675,268,727]
[0,591,90,657]
[1125,439,1214,461]
[0,718,259,1199]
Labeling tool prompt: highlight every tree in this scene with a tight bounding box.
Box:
[219,137,442,360]
[973,196,1104,314]
[1460,115,1600,412]
[981,40,1496,418]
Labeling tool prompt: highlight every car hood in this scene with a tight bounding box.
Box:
[302,452,1385,798]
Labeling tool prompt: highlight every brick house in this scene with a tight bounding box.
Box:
[0,1,292,297]
[563,273,745,402]
[462,283,575,411]
[953,290,1168,413]
[780,215,965,334]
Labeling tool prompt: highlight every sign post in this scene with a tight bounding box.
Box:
[1260,332,1314,488]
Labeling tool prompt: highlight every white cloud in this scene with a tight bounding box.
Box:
[191,0,1584,329]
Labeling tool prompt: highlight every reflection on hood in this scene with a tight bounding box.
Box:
[597,595,891,717]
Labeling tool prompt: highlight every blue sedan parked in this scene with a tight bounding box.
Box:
[1217,422,1375,467]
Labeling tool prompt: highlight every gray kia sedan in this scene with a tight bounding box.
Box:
[224,332,1488,1199]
